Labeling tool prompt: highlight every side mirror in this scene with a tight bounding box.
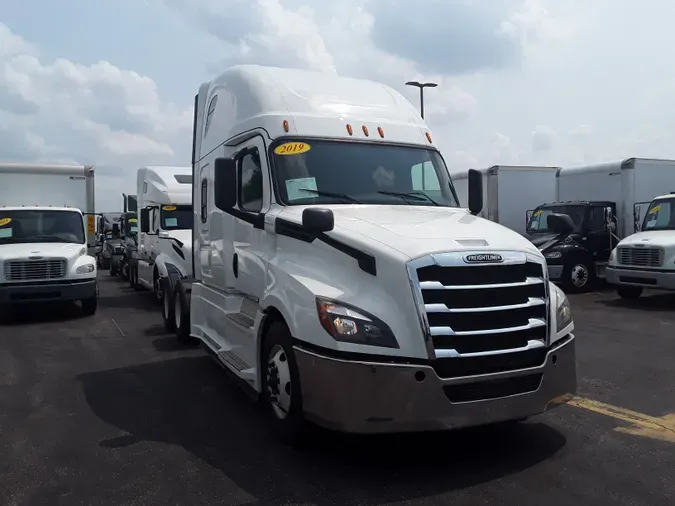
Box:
[547,213,574,235]
[526,209,534,225]
[302,208,334,234]
[140,208,150,233]
[214,157,237,209]
[158,231,170,239]
[112,223,120,235]
[467,169,483,215]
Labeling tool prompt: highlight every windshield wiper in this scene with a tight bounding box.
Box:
[377,190,439,206]
[297,188,362,204]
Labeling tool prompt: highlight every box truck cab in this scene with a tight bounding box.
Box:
[131,166,193,308]
[172,65,576,439]
[526,201,616,291]
[607,192,675,298]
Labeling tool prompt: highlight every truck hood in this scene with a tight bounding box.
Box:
[618,230,675,248]
[525,233,560,249]
[168,230,192,249]
[0,242,85,261]
[279,205,541,259]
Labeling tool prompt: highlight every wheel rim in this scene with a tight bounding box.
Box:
[571,263,589,288]
[266,345,292,419]
[174,295,182,328]
[154,277,162,300]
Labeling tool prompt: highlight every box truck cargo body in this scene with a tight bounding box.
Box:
[451,165,559,235]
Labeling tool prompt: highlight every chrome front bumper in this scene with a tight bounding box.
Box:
[294,335,576,434]
[606,266,675,290]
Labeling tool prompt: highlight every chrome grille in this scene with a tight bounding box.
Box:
[618,246,663,267]
[409,252,549,380]
[4,259,67,281]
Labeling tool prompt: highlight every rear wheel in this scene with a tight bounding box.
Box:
[617,286,643,299]
[261,321,308,444]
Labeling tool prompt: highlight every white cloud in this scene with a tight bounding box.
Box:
[3,0,675,209]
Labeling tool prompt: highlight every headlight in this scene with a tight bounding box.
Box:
[553,284,573,331]
[544,251,562,259]
[315,297,399,348]
[76,263,95,274]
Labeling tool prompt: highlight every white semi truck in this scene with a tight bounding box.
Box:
[0,163,98,315]
[165,65,576,440]
[607,191,675,298]
[452,165,560,235]
[130,166,192,316]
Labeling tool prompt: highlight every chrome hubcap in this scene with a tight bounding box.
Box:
[571,264,589,288]
[174,295,181,328]
[266,345,291,419]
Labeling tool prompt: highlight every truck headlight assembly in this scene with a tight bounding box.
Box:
[553,284,573,331]
[544,251,562,259]
[76,263,95,274]
[315,297,399,348]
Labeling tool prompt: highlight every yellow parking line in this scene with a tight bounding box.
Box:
[569,397,675,443]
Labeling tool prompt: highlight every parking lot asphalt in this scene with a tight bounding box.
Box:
[0,275,673,506]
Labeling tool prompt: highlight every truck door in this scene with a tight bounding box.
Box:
[585,205,613,262]
[227,135,270,369]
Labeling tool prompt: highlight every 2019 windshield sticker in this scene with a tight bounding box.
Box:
[649,205,661,214]
[274,142,311,156]
[162,205,176,211]
[533,210,542,216]
[0,218,11,226]
[129,218,137,222]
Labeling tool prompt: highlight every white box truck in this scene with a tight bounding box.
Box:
[526,158,675,291]
[129,166,193,320]
[452,165,559,235]
[606,189,675,298]
[164,65,576,440]
[0,163,98,314]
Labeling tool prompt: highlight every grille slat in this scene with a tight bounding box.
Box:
[618,246,663,267]
[4,259,67,281]
[414,256,549,382]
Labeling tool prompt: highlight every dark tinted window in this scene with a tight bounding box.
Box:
[587,207,605,231]
[0,210,85,244]
[160,205,193,230]
[272,139,458,207]
[239,149,263,212]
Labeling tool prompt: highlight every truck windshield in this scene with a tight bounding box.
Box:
[642,198,675,231]
[160,205,192,230]
[271,139,459,207]
[527,205,585,234]
[0,210,85,245]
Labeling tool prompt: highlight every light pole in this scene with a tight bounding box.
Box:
[405,81,438,119]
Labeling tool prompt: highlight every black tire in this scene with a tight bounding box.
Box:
[81,296,97,316]
[161,278,175,332]
[152,271,163,305]
[173,280,192,343]
[121,261,129,281]
[261,321,308,445]
[617,286,643,299]
[562,258,594,292]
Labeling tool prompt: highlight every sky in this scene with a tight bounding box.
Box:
[1,0,675,211]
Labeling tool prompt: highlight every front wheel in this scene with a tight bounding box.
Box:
[562,259,594,292]
[161,278,175,332]
[173,280,192,344]
[81,296,97,316]
[261,321,308,444]
[617,286,643,299]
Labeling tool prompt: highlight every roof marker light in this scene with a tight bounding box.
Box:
[346,124,353,135]
[377,127,384,138]
[362,125,369,136]
[425,132,432,143]
[282,120,289,132]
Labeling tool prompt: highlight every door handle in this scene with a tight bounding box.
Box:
[232,253,239,278]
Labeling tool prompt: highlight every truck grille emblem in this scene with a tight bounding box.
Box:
[463,253,504,264]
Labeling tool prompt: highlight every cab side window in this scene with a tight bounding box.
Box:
[238,148,263,213]
[588,207,606,231]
